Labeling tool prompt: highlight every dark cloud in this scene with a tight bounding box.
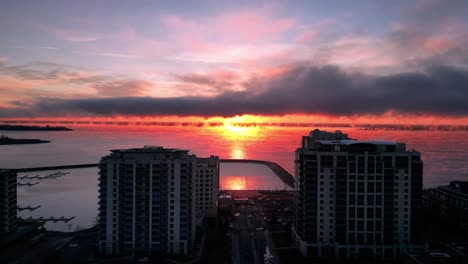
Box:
[3,64,468,117]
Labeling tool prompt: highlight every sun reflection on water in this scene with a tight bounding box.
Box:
[222,176,247,190]
[231,145,245,159]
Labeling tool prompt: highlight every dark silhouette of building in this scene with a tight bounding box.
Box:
[98,146,219,257]
[424,181,468,231]
[0,169,17,235]
[292,129,424,259]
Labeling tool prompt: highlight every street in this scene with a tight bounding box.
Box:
[231,200,279,264]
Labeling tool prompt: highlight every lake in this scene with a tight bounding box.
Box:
[1,124,468,231]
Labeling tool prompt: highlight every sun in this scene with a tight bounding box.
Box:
[222,115,260,138]
[206,115,267,159]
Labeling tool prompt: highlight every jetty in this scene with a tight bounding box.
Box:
[7,159,295,189]
[18,216,75,223]
[17,205,41,212]
[220,159,294,189]
[11,164,98,173]
[17,182,39,187]
[18,172,69,180]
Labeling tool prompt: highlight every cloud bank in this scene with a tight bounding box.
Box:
[3,64,468,117]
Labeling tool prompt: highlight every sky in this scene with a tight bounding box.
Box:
[1,0,468,123]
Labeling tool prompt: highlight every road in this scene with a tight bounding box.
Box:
[231,201,281,264]
[231,204,257,264]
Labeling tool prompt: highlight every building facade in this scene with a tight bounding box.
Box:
[424,181,468,230]
[98,146,219,257]
[195,156,219,218]
[0,169,17,235]
[293,129,424,259]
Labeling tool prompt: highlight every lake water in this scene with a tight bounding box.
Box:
[1,125,468,231]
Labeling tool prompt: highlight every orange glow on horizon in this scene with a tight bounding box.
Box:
[212,115,267,160]
[2,113,468,126]
[216,115,265,139]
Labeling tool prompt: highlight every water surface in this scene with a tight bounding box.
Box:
[2,125,468,231]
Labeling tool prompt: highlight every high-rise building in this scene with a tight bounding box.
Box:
[195,156,219,218]
[292,129,424,259]
[98,146,219,257]
[0,169,17,235]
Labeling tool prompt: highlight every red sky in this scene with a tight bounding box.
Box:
[1,0,468,124]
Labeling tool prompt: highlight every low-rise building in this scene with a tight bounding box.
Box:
[424,181,468,230]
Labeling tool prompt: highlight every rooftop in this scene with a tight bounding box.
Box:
[316,139,397,146]
[110,146,190,153]
[301,129,413,153]
[439,181,468,195]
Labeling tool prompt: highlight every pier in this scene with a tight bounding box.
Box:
[17,205,41,212]
[17,182,39,187]
[220,159,294,189]
[18,171,69,180]
[18,216,75,223]
[7,159,295,189]
[10,164,98,173]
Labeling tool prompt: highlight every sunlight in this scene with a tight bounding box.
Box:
[218,115,264,141]
[222,176,247,190]
[231,145,245,159]
[5,113,468,127]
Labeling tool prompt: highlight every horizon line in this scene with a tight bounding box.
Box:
[2,120,468,131]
